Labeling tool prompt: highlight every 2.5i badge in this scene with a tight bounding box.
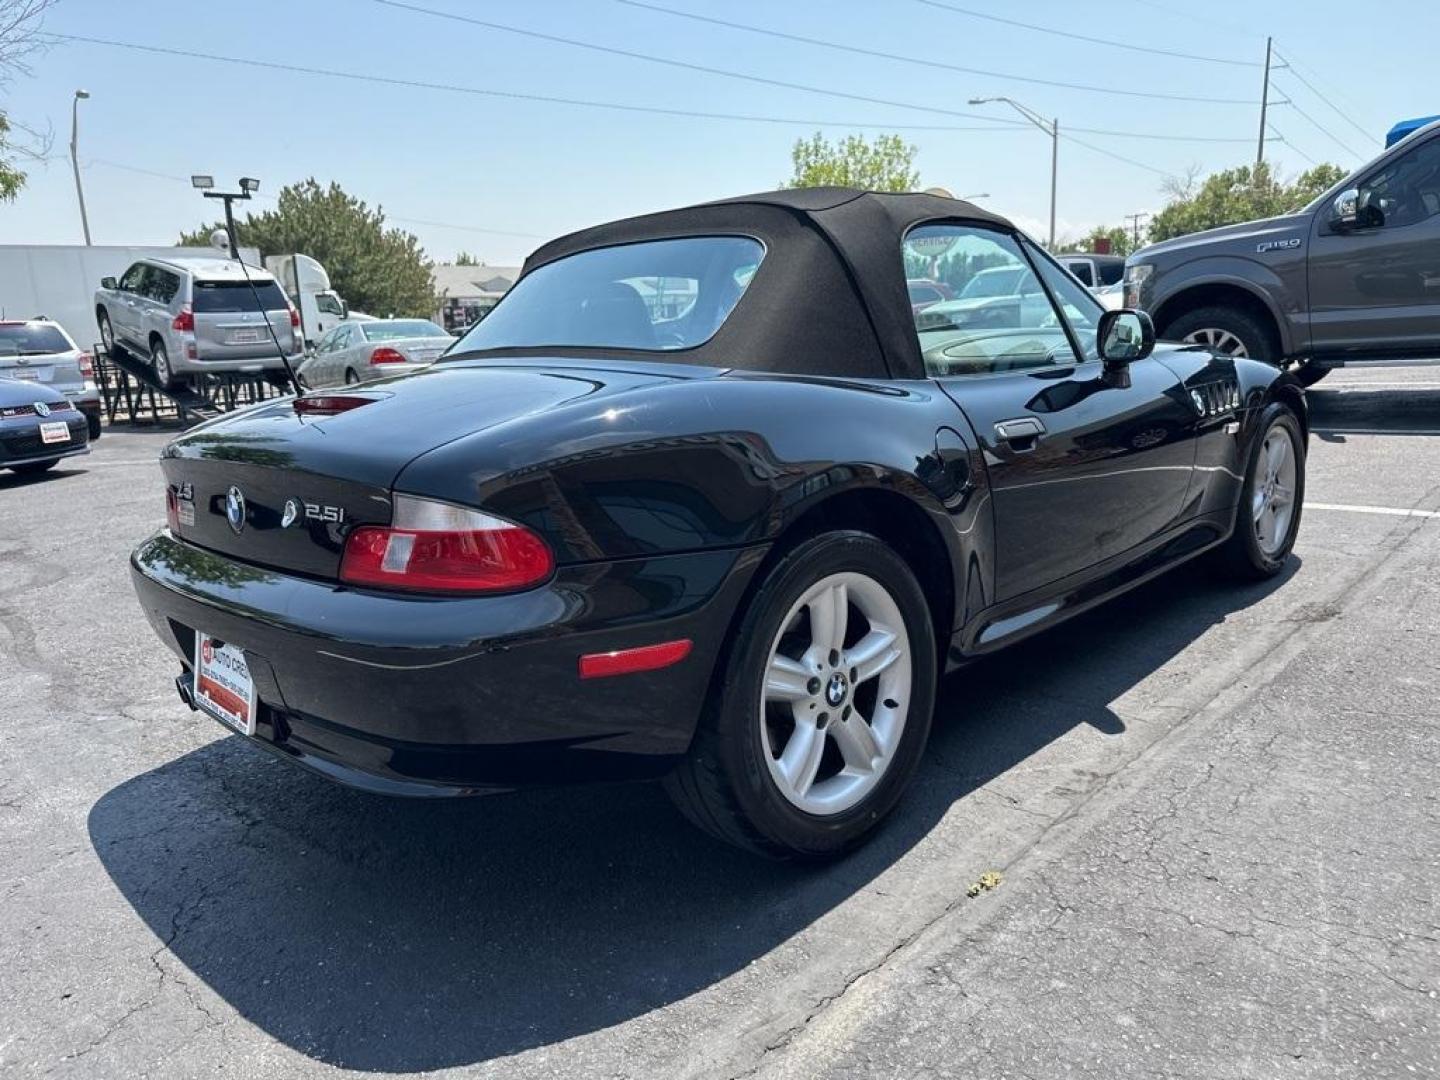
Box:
[281,498,346,528]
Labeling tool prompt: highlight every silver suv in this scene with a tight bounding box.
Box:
[94,256,301,388]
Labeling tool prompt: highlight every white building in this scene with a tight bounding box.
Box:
[431,264,521,333]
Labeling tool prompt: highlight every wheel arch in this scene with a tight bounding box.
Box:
[1152,279,1289,358]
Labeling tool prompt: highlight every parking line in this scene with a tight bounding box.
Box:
[1311,428,1440,437]
[1305,502,1440,519]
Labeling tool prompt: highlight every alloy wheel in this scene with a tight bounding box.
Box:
[152,342,171,385]
[1252,423,1298,556]
[99,314,114,353]
[760,571,913,816]
[1182,327,1250,358]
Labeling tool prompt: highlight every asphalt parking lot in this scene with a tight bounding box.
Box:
[2,368,1438,1080]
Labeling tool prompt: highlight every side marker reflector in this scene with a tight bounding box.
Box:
[579,639,692,680]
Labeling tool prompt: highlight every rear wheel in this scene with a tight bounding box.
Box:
[150,337,175,390]
[1215,403,1305,580]
[664,531,937,858]
[10,459,58,476]
[344,368,360,386]
[1166,306,1277,366]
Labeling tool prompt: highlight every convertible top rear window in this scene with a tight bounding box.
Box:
[454,236,763,354]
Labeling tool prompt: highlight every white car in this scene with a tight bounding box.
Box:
[0,319,102,439]
[298,319,453,388]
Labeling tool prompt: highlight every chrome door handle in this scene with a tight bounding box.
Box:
[995,417,1046,442]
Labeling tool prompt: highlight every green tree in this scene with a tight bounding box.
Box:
[1059,225,1136,258]
[0,0,59,202]
[180,179,435,317]
[785,132,919,192]
[1148,162,1346,243]
[453,251,479,266]
[0,114,24,202]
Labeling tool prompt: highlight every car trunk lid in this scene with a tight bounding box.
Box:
[160,359,697,579]
[191,278,298,361]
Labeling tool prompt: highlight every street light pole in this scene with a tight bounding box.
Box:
[69,90,92,245]
[970,96,1058,248]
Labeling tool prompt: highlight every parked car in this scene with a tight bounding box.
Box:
[130,188,1307,858]
[94,256,302,389]
[1125,118,1440,385]
[913,264,1050,332]
[298,318,453,388]
[906,277,954,314]
[1059,252,1126,310]
[1,377,90,475]
[0,319,102,438]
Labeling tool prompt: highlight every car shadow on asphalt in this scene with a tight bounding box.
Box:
[87,556,1296,1073]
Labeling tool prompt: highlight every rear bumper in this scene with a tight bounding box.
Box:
[175,352,302,374]
[130,531,765,793]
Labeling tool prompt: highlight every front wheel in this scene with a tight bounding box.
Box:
[1215,403,1305,580]
[97,309,119,360]
[665,531,937,858]
[1165,306,1277,366]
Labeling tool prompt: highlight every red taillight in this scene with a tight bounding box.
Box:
[339,495,553,594]
[166,487,180,532]
[288,304,300,329]
[293,394,374,416]
[172,304,194,333]
[369,346,406,365]
[77,352,94,378]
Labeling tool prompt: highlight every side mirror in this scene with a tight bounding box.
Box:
[1329,188,1359,230]
[100,276,117,290]
[1098,309,1154,367]
[339,299,349,319]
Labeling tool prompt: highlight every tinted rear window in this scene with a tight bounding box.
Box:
[0,323,71,355]
[455,236,763,353]
[192,280,289,313]
[362,320,448,341]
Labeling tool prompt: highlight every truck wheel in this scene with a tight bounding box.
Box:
[1165,306,1277,366]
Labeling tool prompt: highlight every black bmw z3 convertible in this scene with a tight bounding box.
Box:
[131,188,1306,858]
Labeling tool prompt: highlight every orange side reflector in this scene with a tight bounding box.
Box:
[578,639,692,679]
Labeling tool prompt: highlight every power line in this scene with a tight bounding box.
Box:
[1272,47,1378,146]
[1060,132,1177,179]
[85,158,549,239]
[1276,90,1362,160]
[612,0,1258,105]
[912,0,1260,68]
[43,32,1253,146]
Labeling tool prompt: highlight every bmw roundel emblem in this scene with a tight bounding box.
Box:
[33,401,50,417]
[225,486,247,534]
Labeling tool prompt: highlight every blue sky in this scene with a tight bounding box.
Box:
[1,0,1432,264]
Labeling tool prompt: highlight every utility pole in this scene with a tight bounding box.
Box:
[969,97,1059,247]
[1256,36,1273,172]
[1124,211,1149,250]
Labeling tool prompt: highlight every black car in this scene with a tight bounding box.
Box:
[1,377,91,475]
[130,188,1307,858]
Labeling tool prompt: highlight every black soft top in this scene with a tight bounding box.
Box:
[511,188,1015,381]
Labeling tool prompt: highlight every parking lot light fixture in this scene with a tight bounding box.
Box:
[190,175,215,190]
[969,96,1058,248]
[70,90,92,245]
[239,177,260,193]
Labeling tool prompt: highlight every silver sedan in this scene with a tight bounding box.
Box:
[299,319,454,388]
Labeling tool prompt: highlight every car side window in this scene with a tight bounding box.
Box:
[905,223,1077,376]
[334,326,352,349]
[1360,136,1440,228]
[1024,241,1104,363]
[1064,260,1095,287]
[118,263,146,293]
[147,270,180,304]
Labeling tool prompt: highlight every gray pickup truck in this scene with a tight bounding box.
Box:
[1125,119,1440,385]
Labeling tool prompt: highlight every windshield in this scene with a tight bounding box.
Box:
[193,280,290,313]
[454,236,764,353]
[0,323,72,355]
[362,320,448,341]
[959,267,1027,299]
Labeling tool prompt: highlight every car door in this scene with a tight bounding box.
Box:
[913,223,1196,602]
[113,262,149,345]
[1307,130,1440,356]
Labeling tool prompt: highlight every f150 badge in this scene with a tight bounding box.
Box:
[1256,238,1302,253]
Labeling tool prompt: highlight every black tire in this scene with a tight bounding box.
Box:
[1164,305,1278,366]
[10,459,58,476]
[86,413,102,441]
[664,531,938,859]
[150,337,175,390]
[1294,363,1330,387]
[1215,403,1305,581]
[96,309,120,361]
[344,368,360,386]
